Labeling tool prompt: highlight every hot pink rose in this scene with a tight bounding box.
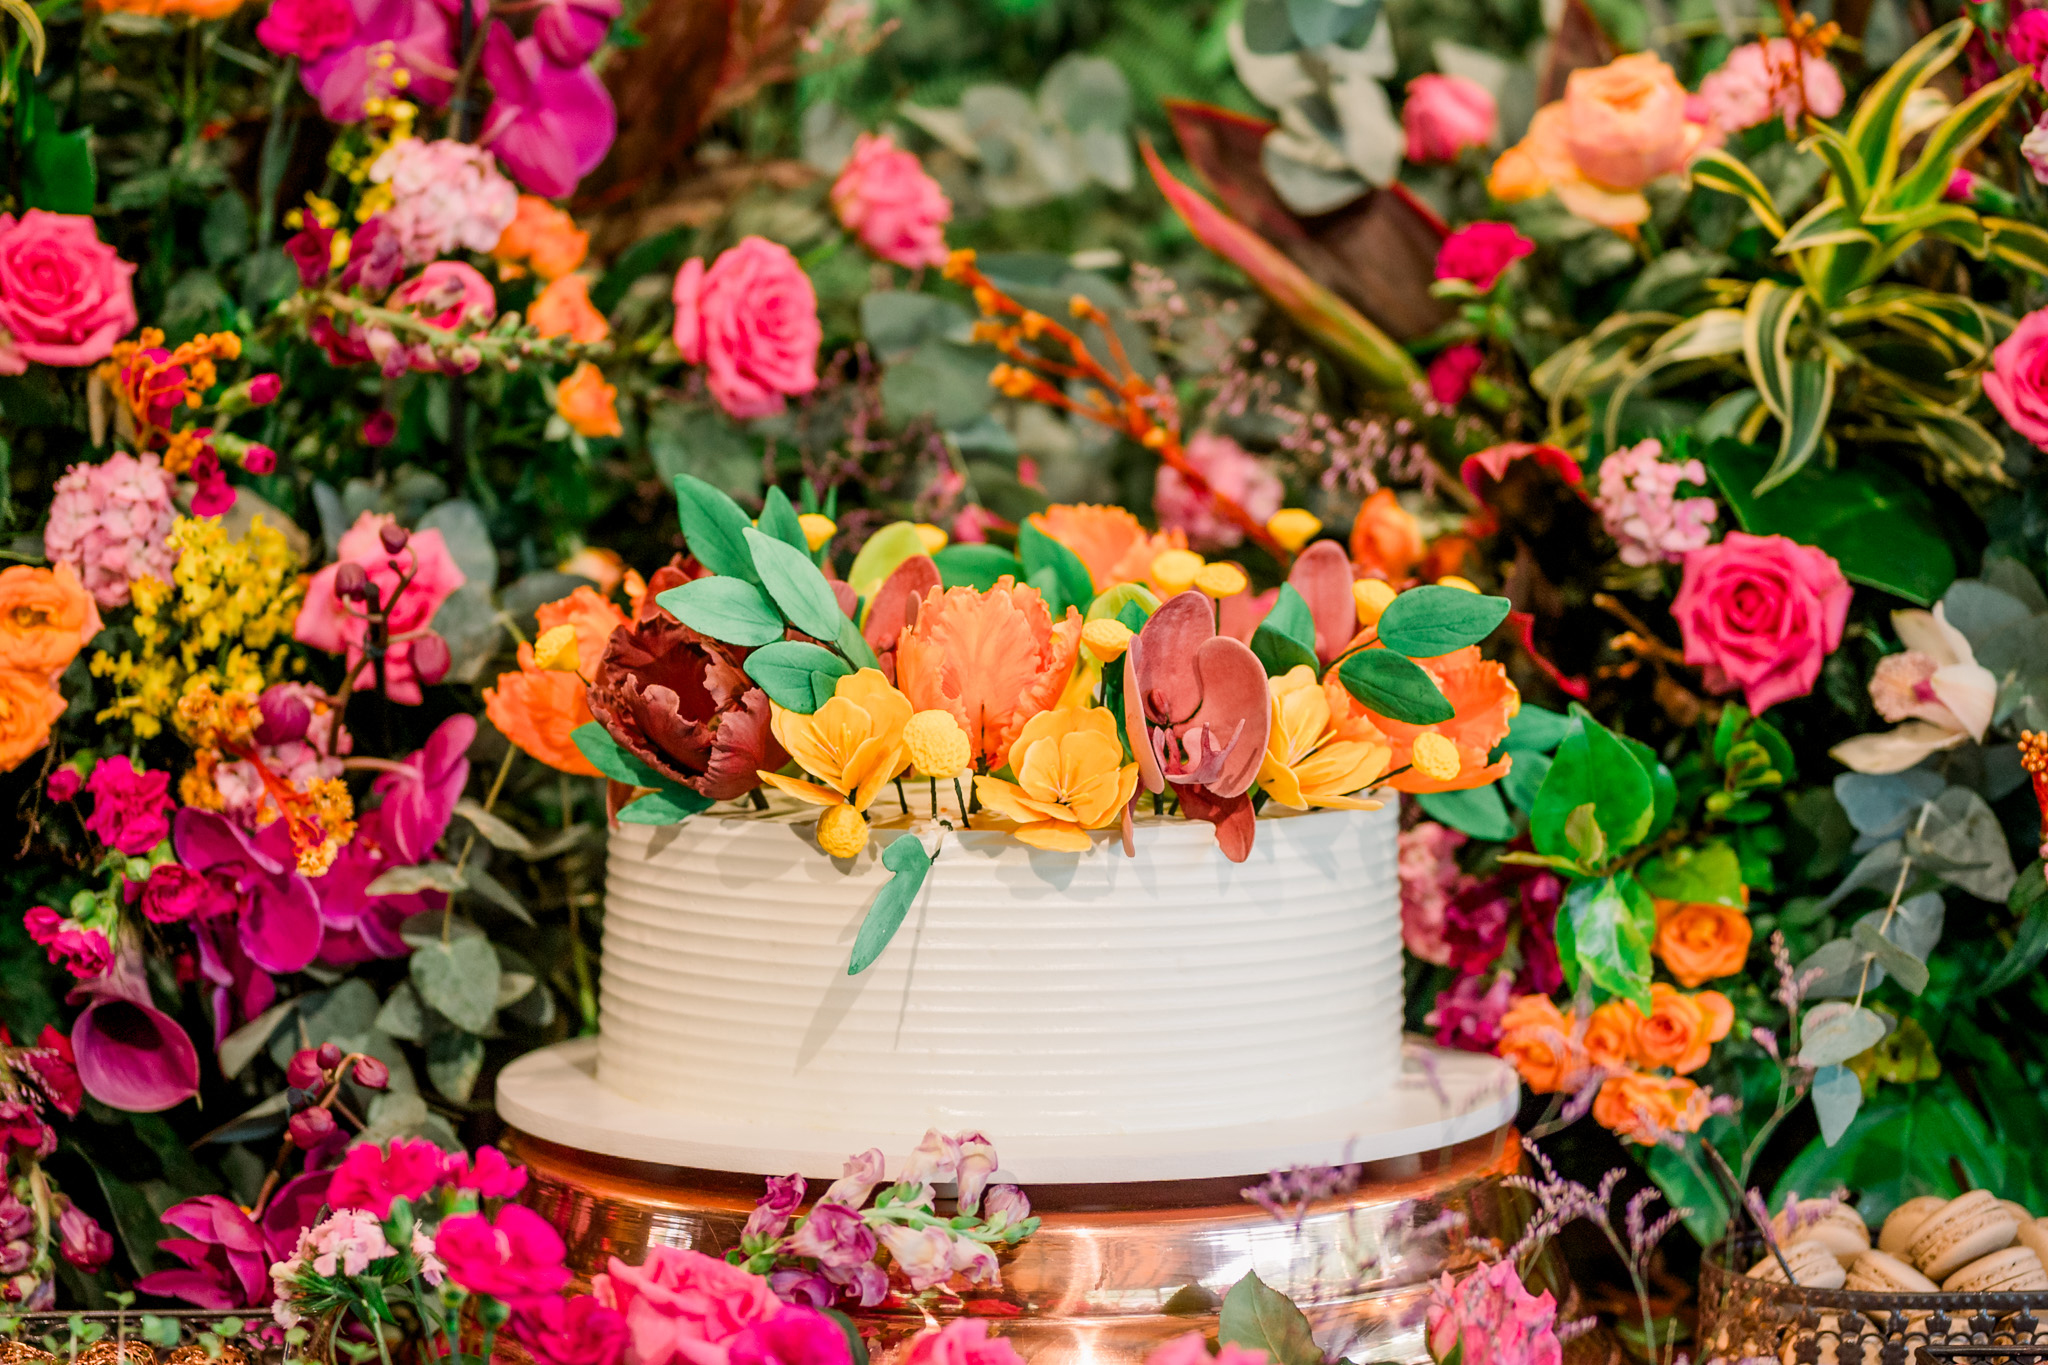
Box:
[593,1246,782,1365]
[900,1320,1025,1365]
[830,132,952,269]
[0,211,139,373]
[1986,306,2048,449]
[672,237,821,421]
[1434,223,1534,292]
[1403,75,1498,164]
[1672,531,1851,714]
[293,511,466,705]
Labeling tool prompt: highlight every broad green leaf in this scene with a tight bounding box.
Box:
[22,128,95,214]
[673,473,762,583]
[1336,650,1454,725]
[848,835,932,974]
[1505,704,1573,753]
[1617,731,1678,839]
[1251,583,1318,678]
[1416,785,1515,841]
[1502,750,1550,812]
[847,521,930,600]
[1775,1082,2000,1222]
[1558,874,1655,1009]
[933,543,1022,591]
[757,486,811,555]
[1798,1001,1889,1067]
[409,936,500,1034]
[1637,842,1745,907]
[572,721,671,788]
[1374,585,1511,657]
[658,576,787,647]
[1564,803,1607,864]
[1218,1272,1323,1365]
[1847,18,1972,199]
[746,640,855,713]
[1530,713,1653,859]
[1691,149,1788,238]
[1977,860,2048,997]
[1018,522,1094,616]
[747,527,849,643]
[619,786,713,824]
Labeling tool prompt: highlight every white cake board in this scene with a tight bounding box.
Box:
[497,1036,1520,1183]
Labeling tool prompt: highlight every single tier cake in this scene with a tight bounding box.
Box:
[596,798,1402,1138]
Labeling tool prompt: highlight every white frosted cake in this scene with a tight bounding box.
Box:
[594,799,1403,1139]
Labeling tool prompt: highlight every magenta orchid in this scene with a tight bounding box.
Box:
[478,23,617,198]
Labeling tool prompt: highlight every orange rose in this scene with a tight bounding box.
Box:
[1583,1001,1636,1073]
[555,362,622,438]
[493,196,589,281]
[1654,898,1753,988]
[1593,1071,1709,1146]
[0,666,66,773]
[530,274,609,344]
[1496,994,1587,1095]
[559,548,627,595]
[536,586,628,684]
[0,563,101,678]
[1629,982,1734,1075]
[484,644,601,778]
[1348,488,1425,582]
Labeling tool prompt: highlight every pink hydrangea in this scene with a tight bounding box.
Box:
[1426,1259,1561,1365]
[323,1136,447,1217]
[1593,437,1718,567]
[84,755,173,855]
[1672,531,1851,714]
[1398,821,1465,965]
[672,237,821,421]
[831,132,952,269]
[1697,39,1845,134]
[1154,431,1282,551]
[42,451,179,608]
[369,138,521,265]
[293,512,466,706]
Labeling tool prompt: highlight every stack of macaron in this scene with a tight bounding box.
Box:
[1747,1190,2048,1296]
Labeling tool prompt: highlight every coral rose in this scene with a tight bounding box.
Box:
[1495,994,1585,1095]
[894,580,1082,771]
[530,274,609,343]
[1593,1071,1709,1145]
[493,195,589,280]
[0,667,66,774]
[0,211,139,373]
[485,645,601,777]
[1627,983,1733,1075]
[1986,307,2048,450]
[1581,1001,1636,1073]
[1027,504,1185,593]
[1654,899,1753,987]
[1562,53,1693,191]
[672,237,821,420]
[0,562,102,679]
[1672,531,1850,714]
[556,361,622,438]
[1348,487,1426,582]
[1403,74,1498,165]
[830,132,952,270]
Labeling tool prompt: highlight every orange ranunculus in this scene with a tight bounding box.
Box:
[975,707,1140,851]
[1027,504,1186,594]
[894,579,1083,771]
[1627,982,1734,1075]
[1496,994,1588,1096]
[1593,1071,1710,1146]
[0,667,66,773]
[493,196,589,280]
[555,362,622,438]
[536,586,628,684]
[484,645,601,777]
[1654,898,1754,988]
[529,274,610,344]
[1348,488,1425,582]
[1582,1001,1637,1073]
[0,563,101,679]
[1329,644,1518,794]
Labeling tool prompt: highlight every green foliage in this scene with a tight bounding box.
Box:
[1336,650,1453,724]
[848,835,933,974]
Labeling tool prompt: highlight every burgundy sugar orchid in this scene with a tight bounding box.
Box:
[861,554,941,684]
[587,612,786,802]
[478,23,617,198]
[1123,591,1273,862]
[68,944,200,1114]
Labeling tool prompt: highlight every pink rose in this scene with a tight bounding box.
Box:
[1403,75,1498,165]
[1154,430,1282,551]
[1672,531,1851,714]
[1434,223,1533,292]
[1428,343,1484,405]
[0,211,139,373]
[830,132,952,269]
[900,1321,1025,1365]
[1426,1260,1560,1365]
[593,1246,782,1365]
[293,511,466,705]
[672,237,821,421]
[256,0,359,61]
[1985,306,2048,449]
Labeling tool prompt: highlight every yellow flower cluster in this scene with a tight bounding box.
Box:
[91,516,305,738]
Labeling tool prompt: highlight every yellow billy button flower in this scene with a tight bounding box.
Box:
[533,624,580,673]
[1353,578,1398,626]
[1437,575,1481,593]
[1194,562,1249,599]
[1411,731,1462,782]
[974,707,1141,852]
[817,804,870,858]
[798,514,837,553]
[903,709,971,778]
[1150,549,1205,597]
[914,523,949,555]
[1080,618,1132,663]
[1258,666,1391,810]
[1266,508,1322,554]
[757,669,913,818]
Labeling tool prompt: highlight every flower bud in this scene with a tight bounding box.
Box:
[914,523,948,555]
[362,411,397,446]
[1352,578,1397,626]
[351,1055,391,1091]
[816,804,869,858]
[249,373,283,406]
[334,562,369,600]
[46,768,80,803]
[287,1106,337,1150]
[286,1048,324,1090]
[1149,549,1205,597]
[1194,562,1248,599]
[255,686,312,746]
[242,444,278,475]
[1266,508,1322,554]
[410,633,453,686]
[316,1041,344,1069]
[798,514,837,553]
[981,1184,1031,1226]
[1080,618,1132,663]
[380,522,411,555]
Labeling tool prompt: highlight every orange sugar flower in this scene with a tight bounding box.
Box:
[493,196,589,280]
[1627,983,1734,1075]
[1654,898,1754,987]
[1593,1071,1711,1145]
[0,563,102,679]
[0,667,66,774]
[536,585,628,684]
[1027,504,1186,594]
[1333,644,1517,793]
[529,274,610,344]
[893,579,1083,771]
[485,643,602,777]
[975,707,1140,851]
[1348,488,1426,583]
[555,362,622,438]
[1258,665,1390,810]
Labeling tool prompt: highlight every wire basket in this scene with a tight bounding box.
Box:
[1699,1244,2048,1365]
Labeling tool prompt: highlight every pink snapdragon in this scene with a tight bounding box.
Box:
[84,755,174,855]
[830,132,952,269]
[369,138,521,265]
[1594,437,1718,567]
[1697,39,1845,134]
[672,237,822,420]
[1154,431,1282,551]
[42,452,179,609]
[1426,1259,1561,1365]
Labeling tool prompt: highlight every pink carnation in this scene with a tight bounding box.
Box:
[1987,305,2048,448]
[369,138,520,265]
[1398,821,1467,966]
[1428,343,1484,405]
[84,755,173,855]
[1697,39,1844,134]
[830,132,952,269]
[445,1144,529,1198]
[42,451,179,608]
[593,1246,783,1365]
[2007,8,2048,75]
[1426,1259,1561,1365]
[437,1204,571,1305]
[1593,437,1718,566]
[1154,431,1282,551]
[1434,223,1533,292]
[293,512,466,705]
[672,237,821,421]
[1403,75,1497,164]
[1672,531,1850,714]
[515,1296,632,1365]
[0,211,139,374]
[323,1136,446,1217]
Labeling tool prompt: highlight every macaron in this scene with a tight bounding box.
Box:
[1749,1240,1848,1289]
[1879,1196,1949,1256]
[1907,1191,2019,1282]
[1942,1246,2048,1294]
[2016,1217,2048,1264]
[1772,1199,1872,1267]
[1844,1250,1937,1294]
[2002,1201,2035,1230]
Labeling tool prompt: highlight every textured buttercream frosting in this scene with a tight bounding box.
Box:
[597,799,1404,1138]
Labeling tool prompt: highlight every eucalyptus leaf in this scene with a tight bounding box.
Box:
[366,862,466,897]
[409,935,500,1034]
[1799,1001,1890,1068]
[848,835,933,974]
[1852,917,1929,994]
[425,1029,485,1103]
[218,999,297,1080]
[464,864,534,926]
[453,799,533,856]
[1832,771,1945,840]
[1812,1064,1863,1146]
[1908,786,2016,902]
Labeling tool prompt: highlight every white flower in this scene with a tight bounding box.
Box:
[1831,604,1996,774]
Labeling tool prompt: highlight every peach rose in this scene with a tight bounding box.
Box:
[1562,54,1692,190]
[1593,1071,1708,1145]
[1654,898,1753,988]
[1629,983,1733,1075]
[1582,1001,1637,1073]
[0,562,102,679]
[484,645,601,778]
[0,666,66,773]
[1496,994,1587,1095]
[1349,487,1426,581]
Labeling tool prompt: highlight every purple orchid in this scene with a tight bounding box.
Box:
[69,945,200,1114]
[301,0,472,123]
[173,811,324,975]
[478,23,617,198]
[136,1197,269,1309]
[376,713,473,864]
[532,0,619,65]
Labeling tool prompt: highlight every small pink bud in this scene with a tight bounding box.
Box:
[46,769,80,803]
[255,686,312,746]
[380,522,410,554]
[316,1041,344,1069]
[351,1055,390,1090]
[249,373,283,405]
[362,411,397,446]
[410,632,452,686]
[242,443,277,475]
[286,1049,324,1090]
[287,1106,336,1150]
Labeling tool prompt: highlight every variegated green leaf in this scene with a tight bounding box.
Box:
[1985,217,2048,275]
[1742,280,1805,422]
[1602,310,1747,448]
[1911,413,2010,486]
[1756,357,1837,494]
[1890,65,2031,209]
[1775,199,1879,255]
[1691,149,1788,238]
[1802,124,1868,214]
[1847,18,1971,198]
[4,0,44,72]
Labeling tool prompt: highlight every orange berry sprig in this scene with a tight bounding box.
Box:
[943,249,1291,564]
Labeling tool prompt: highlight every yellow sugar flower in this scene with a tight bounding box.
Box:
[903,709,971,778]
[758,668,914,816]
[974,707,1140,852]
[1258,666,1391,811]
